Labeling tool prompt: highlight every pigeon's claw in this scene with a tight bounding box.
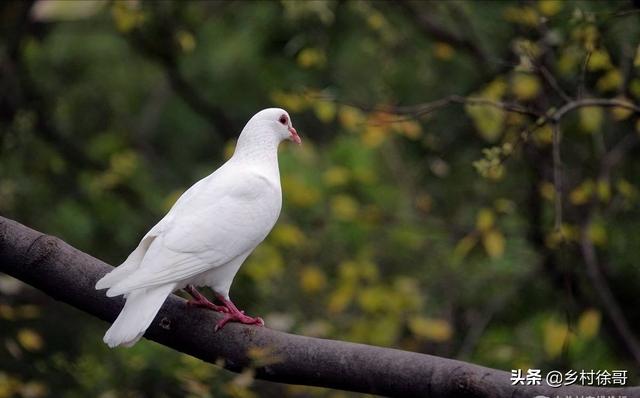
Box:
[213,294,264,331]
[214,313,264,332]
[185,285,229,313]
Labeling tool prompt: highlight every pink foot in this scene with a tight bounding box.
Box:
[214,294,264,332]
[185,285,228,313]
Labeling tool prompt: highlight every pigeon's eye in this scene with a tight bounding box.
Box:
[279,115,288,125]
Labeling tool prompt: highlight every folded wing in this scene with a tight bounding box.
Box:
[106,173,279,297]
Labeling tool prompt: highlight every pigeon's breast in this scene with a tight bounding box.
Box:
[244,172,282,228]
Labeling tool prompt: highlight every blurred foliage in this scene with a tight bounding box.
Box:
[1,0,640,397]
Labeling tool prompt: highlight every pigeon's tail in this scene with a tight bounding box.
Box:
[96,235,156,290]
[103,284,174,348]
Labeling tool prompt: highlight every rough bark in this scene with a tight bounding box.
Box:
[0,216,638,398]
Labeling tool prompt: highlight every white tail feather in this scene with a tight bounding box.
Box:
[96,236,156,290]
[103,284,175,348]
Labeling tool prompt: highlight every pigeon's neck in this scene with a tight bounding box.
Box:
[231,128,281,177]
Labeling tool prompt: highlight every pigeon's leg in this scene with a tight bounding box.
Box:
[213,293,264,331]
[185,285,228,313]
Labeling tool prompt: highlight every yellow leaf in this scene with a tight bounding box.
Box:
[557,48,582,75]
[270,91,308,113]
[299,266,326,294]
[494,198,515,214]
[328,286,353,314]
[453,234,477,260]
[574,25,599,52]
[476,208,495,231]
[330,194,359,221]
[17,329,43,351]
[597,179,611,202]
[634,44,640,68]
[323,166,350,187]
[271,224,305,248]
[465,104,505,142]
[482,229,505,258]
[617,179,637,199]
[578,309,601,339]
[357,287,387,313]
[596,69,622,92]
[433,42,455,60]
[32,0,106,21]
[512,73,541,100]
[338,106,365,131]
[537,0,563,16]
[610,97,634,121]
[297,48,326,69]
[176,30,196,53]
[394,120,422,140]
[464,79,509,142]
[569,180,594,205]
[630,79,640,99]
[361,125,387,148]
[0,373,21,398]
[539,181,555,201]
[313,101,336,123]
[483,78,508,99]
[282,178,320,208]
[408,316,452,342]
[111,1,144,32]
[543,318,568,359]
[367,12,385,30]
[0,304,14,320]
[503,6,539,26]
[532,124,553,146]
[587,50,612,71]
[579,106,604,134]
[587,222,607,246]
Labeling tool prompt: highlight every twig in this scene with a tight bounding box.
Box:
[538,64,573,103]
[577,51,592,100]
[550,98,640,122]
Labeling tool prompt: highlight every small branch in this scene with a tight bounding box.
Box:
[407,95,542,118]
[1,216,638,397]
[577,51,592,100]
[550,98,640,122]
[538,64,573,103]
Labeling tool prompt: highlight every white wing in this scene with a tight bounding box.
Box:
[106,170,281,297]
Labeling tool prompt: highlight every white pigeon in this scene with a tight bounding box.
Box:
[95,108,301,348]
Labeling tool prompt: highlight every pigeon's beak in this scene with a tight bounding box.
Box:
[289,126,301,145]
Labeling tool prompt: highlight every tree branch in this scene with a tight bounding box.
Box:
[0,216,638,397]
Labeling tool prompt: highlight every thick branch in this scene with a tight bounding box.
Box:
[0,216,638,397]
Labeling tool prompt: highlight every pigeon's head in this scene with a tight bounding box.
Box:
[248,108,301,145]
